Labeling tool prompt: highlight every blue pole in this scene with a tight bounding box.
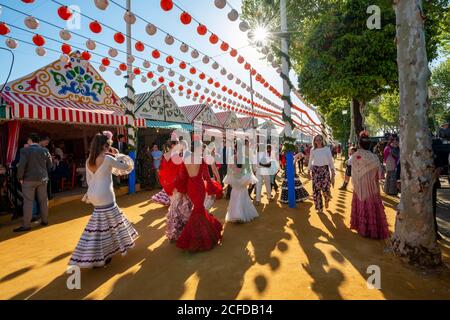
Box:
[128,150,136,194]
[286,151,296,208]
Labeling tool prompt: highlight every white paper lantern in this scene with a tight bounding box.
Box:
[86,39,96,50]
[187,80,193,86]
[142,60,150,68]
[222,97,227,102]
[171,88,176,94]
[141,76,147,83]
[239,21,249,32]
[241,83,246,89]
[24,16,39,30]
[220,68,227,75]
[179,75,185,82]
[202,56,210,64]
[36,47,46,56]
[191,50,199,59]
[212,62,219,70]
[227,9,239,21]
[271,61,278,68]
[235,79,241,85]
[107,48,118,58]
[179,92,183,96]
[127,55,135,64]
[130,73,136,80]
[267,53,274,62]
[261,46,269,55]
[186,95,191,99]
[59,29,71,41]
[227,73,234,80]
[124,11,136,24]
[99,64,106,72]
[180,43,189,53]
[195,84,201,90]
[152,80,157,87]
[217,94,222,99]
[214,0,226,9]
[168,70,175,77]
[157,65,164,73]
[165,34,174,45]
[146,23,157,36]
[114,68,122,76]
[59,53,70,63]
[94,0,109,10]
[204,88,210,94]
[211,91,216,97]
[5,38,18,49]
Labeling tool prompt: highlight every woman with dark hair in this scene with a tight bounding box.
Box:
[383,138,399,195]
[69,131,138,268]
[138,145,156,190]
[350,131,389,239]
[308,135,335,214]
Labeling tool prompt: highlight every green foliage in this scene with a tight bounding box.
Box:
[429,58,450,131]
[365,92,400,135]
[317,98,351,143]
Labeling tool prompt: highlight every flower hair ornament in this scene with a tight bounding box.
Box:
[102,131,114,140]
[359,130,369,138]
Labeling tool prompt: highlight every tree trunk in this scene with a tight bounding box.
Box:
[392,0,441,267]
[352,98,364,138]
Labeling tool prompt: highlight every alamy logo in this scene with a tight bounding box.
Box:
[366,265,381,289]
[367,5,381,30]
[66,266,81,290]
[66,5,81,30]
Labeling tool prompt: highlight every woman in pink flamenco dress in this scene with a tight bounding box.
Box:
[176,140,223,251]
[350,132,389,239]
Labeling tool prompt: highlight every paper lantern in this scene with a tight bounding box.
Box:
[158,76,165,83]
[94,0,109,10]
[101,57,110,66]
[214,82,220,88]
[146,23,157,36]
[152,80,158,87]
[81,51,91,60]
[114,69,122,76]
[86,39,96,50]
[60,43,71,54]
[267,53,274,62]
[143,60,150,68]
[180,12,192,25]
[169,81,175,88]
[5,38,18,49]
[187,80,193,86]
[160,0,173,11]
[208,78,214,85]
[114,32,125,44]
[244,63,251,70]
[214,0,226,9]
[99,65,106,72]
[199,73,206,80]
[141,76,147,83]
[135,41,145,52]
[60,54,70,63]
[108,47,118,57]
[147,71,154,79]
[180,43,189,53]
[227,73,234,80]
[202,56,210,64]
[191,50,199,59]
[166,56,174,64]
[152,49,160,59]
[22,0,36,3]
[160,35,173,47]
[237,56,244,64]
[251,69,256,76]
[209,34,218,44]
[59,29,71,41]
[127,55,135,64]
[179,61,186,69]
[179,76,185,82]
[220,42,229,51]
[157,65,164,72]
[89,20,102,33]
[197,24,207,36]
[228,9,239,21]
[239,21,249,32]
[58,6,73,20]
[32,34,45,46]
[36,47,46,56]
[212,62,219,70]
[0,23,10,36]
[189,67,196,75]
[119,63,127,71]
[133,67,141,75]
[130,73,136,80]
[168,70,175,77]
[24,16,39,30]
[124,11,136,24]
[187,89,192,95]
[178,85,184,91]
[220,68,227,75]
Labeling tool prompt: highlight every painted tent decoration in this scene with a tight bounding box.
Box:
[192,104,222,128]
[215,111,231,127]
[134,85,190,123]
[259,120,277,131]
[223,111,242,129]
[179,104,204,123]
[239,116,255,130]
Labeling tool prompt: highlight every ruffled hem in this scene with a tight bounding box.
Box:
[223,173,258,187]
[350,193,389,239]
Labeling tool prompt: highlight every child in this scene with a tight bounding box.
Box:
[339,147,357,190]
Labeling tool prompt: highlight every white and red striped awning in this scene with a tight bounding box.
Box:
[1,92,146,128]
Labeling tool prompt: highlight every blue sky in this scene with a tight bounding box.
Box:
[0,0,320,128]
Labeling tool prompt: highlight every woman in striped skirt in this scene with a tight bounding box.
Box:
[69,132,138,268]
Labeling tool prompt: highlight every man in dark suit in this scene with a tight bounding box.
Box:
[113,134,129,155]
[15,133,52,232]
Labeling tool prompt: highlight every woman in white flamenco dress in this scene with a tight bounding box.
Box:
[223,147,259,223]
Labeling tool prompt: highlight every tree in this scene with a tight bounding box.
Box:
[391,0,441,267]
[365,92,400,135]
[429,58,450,132]
[317,98,351,143]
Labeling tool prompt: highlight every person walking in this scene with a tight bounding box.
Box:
[151,144,163,188]
[339,147,357,190]
[14,133,52,232]
[383,138,399,195]
[308,135,335,214]
[255,144,273,205]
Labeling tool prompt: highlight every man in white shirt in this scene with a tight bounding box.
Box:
[255,144,274,205]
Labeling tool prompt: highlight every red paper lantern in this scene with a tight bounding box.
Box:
[158,76,165,83]
[230,49,238,57]
[233,92,238,97]
[251,69,257,76]
[255,74,262,81]
[208,78,214,85]
[178,85,184,91]
[169,81,175,88]
[207,97,211,102]
[147,71,154,79]
[209,34,218,44]
[89,21,102,33]
[194,92,199,97]
[22,0,35,2]
[160,0,173,11]
[214,82,220,88]
[81,51,91,60]
[32,34,45,47]
[197,24,207,36]
[264,82,269,88]
[57,6,73,21]
[237,56,244,64]
[61,43,72,54]
[114,32,125,44]
[101,57,110,66]
[133,68,141,75]
[244,63,251,70]
[189,67,196,75]
[152,49,160,59]
[220,42,229,51]
[135,41,145,52]
[179,61,187,69]
[180,12,192,25]
[119,63,127,71]
[166,56,174,64]
[227,89,233,95]
[187,89,192,95]
[221,86,227,92]
[199,73,206,80]
[0,22,10,36]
